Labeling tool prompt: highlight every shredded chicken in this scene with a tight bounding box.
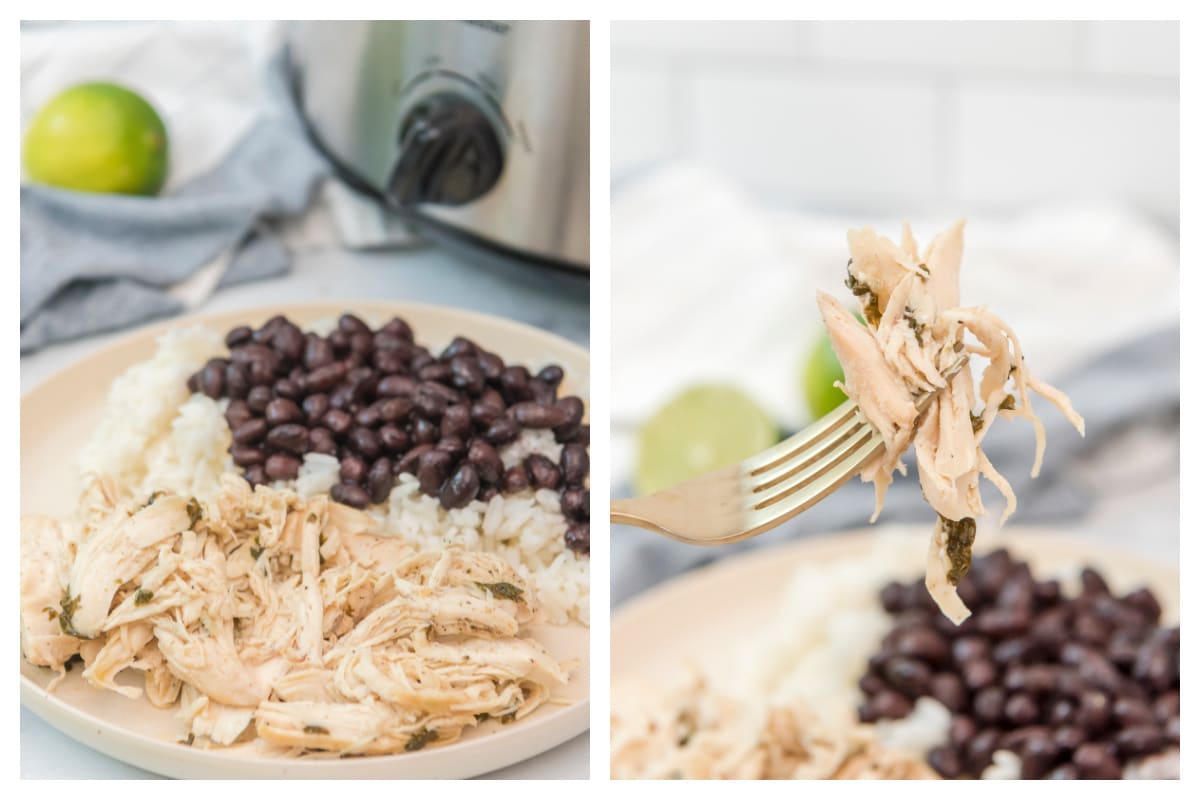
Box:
[20,474,571,754]
[819,221,1084,622]
[611,672,933,779]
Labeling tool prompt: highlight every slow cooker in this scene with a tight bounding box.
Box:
[287,20,589,272]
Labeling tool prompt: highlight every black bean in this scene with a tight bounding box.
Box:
[1019,732,1060,779]
[392,444,430,477]
[1073,613,1111,646]
[556,395,585,426]
[949,715,977,751]
[377,374,418,397]
[328,328,351,354]
[244,465,267,486]
[478,485,499,503]
[1072,743,1122,779]
[338,313,371,336]
[466,440,504,484]
[309,427,337,455]
[302,393,329,422]
[479,387,506,409]
[868,689,913,721]
[441,404,472,439]
[1004,664,1058,694]
[564,522,589,555]
[187,371,201,393]
[1115,725,1165,759]
[1132,641,1173,691]
[882,656,932,697]
[349,427,381,459]
[231,342,279,369]
[417,450,453,496]
[354,404,381,428]
[340,456,367,484]
[366,458,394,504]
[264,453,301,481]
[418,362,454,383]
[246,385,272,412]
[323,409,353,435]
[224,363,249,399]
[1112,696,1155,728]
[1079,567,1110,596]
[470,401,504,428]
[196,361,225,400]
[526,454,562,490]
[272,322,305,363]
[1121,587,1162,623]
[379,424,408,452]
[930,672,968,712]
[859,672,886,695]
[349,332,374,358]
[880,581,908,613]
[373,347,410,374]
[536,364,564,389]
[265,398,304,426]
[440,463,480,509]
[560,443,589,488]
[415,387,448,420]
[973,686,1007,724]
[893,627,949,665]
[976,608,1031,638]
[927,745,961,778]
[1004,692,1040,726]
[225,399,253,429]
[266,424,309,454]
[962,658,998,691]
[510,401,569,428]
[1075,691,1111,733]
[964,728,1002,774]
[305,362,347,393]
[331,481,370,509]
[373,397,412,424]
[381,316,413,340]
[1046,764,1079,779]
[253,315,287,343]
[232,418,268,444]
[1033,579,1062,606]
[273,378,303,401]
[225,325,253,348]
[503,464,531,493]
[560,487,589,521]
[1047,698,1076,726]
[499,365,532,402]
[485,418,520,446]
[436,436,467,458]
[528,378,556,405]
[1153,690,1179,723]
[231,445,265,466]
[478,351,504,381]
[410,348,434,371]
[328,385,354,411]
[345,366,377,400]
[412,417,439,446]
[1165,716,1180,745]
[450,356,485,395]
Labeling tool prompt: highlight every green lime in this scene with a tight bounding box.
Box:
[635,385,778,496]
[801,329,849,421]
[23,82,169,196]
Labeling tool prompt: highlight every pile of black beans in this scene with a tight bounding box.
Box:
[186,313,590,554]
[857,549,1179,779]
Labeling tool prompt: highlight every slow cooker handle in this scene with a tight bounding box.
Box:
[387,92,504,208]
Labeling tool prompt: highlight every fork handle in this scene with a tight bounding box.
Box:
[610,499,660,532]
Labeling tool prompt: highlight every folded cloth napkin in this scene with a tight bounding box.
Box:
[611,324,1180,606]
[20,23,328,352]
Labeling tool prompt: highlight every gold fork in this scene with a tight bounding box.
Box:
[610,356,969,545]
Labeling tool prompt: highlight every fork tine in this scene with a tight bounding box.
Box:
[750,425,879,510]
[742,398,858,474]
[747,432,883,528]
[751,413,868,492]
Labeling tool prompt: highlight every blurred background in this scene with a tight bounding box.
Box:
[610,21,1179,604]
[20,19,588,778]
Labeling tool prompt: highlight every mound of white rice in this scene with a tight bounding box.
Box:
[79,326,588,624]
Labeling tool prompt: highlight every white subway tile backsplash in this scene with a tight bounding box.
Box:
[687,71,941,208]
[952,85,1178,217]
[811,21,1077,73]
[1085,21,1179,78]
[612,21,803,58]
[611,64,678,175]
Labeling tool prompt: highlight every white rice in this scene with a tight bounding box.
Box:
[78,326,588,625]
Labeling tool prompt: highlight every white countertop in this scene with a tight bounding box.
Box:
[20,228,590,779]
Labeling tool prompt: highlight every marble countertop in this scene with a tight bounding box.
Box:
[20,233,590,779]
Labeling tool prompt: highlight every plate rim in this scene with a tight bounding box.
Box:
[21,298,591,778]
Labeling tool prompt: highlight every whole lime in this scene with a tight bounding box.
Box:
[801,329,849,421]
[23,82,169,196]
[635,385,778,496]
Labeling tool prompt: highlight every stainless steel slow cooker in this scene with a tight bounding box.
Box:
[287,21,589,272]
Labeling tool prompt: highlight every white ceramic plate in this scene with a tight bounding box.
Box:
[612,526,1178,697]
[21,301,590,779]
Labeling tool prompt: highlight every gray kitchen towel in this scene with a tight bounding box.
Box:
[20,69,328,352]
[611,324,1180,605]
